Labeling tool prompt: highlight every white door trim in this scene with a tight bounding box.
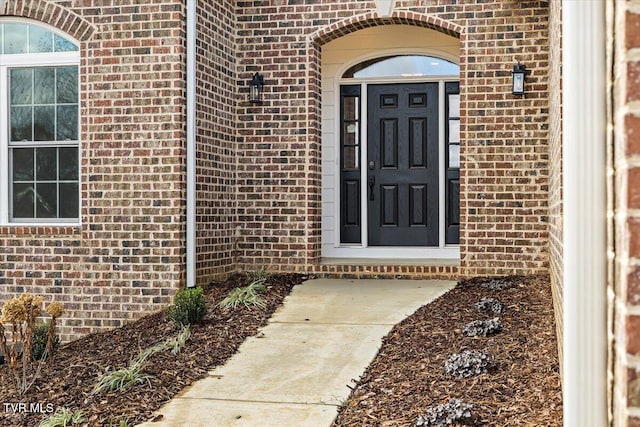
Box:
[328,77,459,260]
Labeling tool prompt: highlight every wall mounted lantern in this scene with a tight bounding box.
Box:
[512,63,526,96]
[249,72,265,103]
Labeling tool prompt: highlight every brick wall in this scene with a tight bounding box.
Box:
[547,0,563,366]
[1,0,553,340]
[235,0,550,278]
[0,0,186,342]
[612,1,640,425]
[195,0,238,283]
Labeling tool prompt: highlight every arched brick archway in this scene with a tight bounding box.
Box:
[1,0,97,42]
[310,11,463,45]
[305,11,464,268]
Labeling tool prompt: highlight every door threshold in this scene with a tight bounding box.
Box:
[321,257,460,267]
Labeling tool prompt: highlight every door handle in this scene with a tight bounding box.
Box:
[368,176,375,201]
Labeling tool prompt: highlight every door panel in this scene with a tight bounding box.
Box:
[409,118,427,168]
[409,184,427,226]
[381,185,398,226]
[367,83,439,246]
[381,119,398,168]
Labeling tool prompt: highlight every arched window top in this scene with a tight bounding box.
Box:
[343,55,459,79]
[0,22,78,55]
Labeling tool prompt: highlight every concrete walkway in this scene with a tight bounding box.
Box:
[138,278,454,427]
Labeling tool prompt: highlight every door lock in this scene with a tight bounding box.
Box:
[368,161,375,170]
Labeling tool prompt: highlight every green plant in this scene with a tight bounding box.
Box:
[167,287,207,328]
[39,407,86,427]
[93,325,191,395]
[138,325,191,361]
[219,279,267,310]
[106,417,131,427]
[246,267,270,283]
[32,321,60,361]
[92,358,153,394]
[165,324,191,355]
[137,342,167,363]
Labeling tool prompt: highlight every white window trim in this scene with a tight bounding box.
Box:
[0,19,80,226]
[324,52,460,260]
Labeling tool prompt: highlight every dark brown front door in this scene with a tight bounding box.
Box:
[367,83,439,246]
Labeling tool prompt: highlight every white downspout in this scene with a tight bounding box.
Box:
[562,1,607,426]
[186,0,196,288]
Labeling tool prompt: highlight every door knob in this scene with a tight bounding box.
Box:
[368,161,375,170]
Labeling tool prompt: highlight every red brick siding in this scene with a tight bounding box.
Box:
[1,0,554,340]
[0,0,186,342]
[235,1,550,278]
[613,1,640,424]
[195,0,238,282]
[547,0,563,367]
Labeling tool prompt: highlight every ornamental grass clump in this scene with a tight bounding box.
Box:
[445,350,494,379]
[219,277,267,310]
[474,297,503,315]
[246,267,270,284]
[92,358,153,394]
[416,399,474,427]
[167,287,207,328]
[0,294,65,395]
[39,407,86,427]
[93,326,192,394]
[462,317,502,337]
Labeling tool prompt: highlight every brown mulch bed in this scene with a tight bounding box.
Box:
[0,273,308,427]
[332,274,562,427]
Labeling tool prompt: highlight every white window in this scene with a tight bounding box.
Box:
[0,19,80,224]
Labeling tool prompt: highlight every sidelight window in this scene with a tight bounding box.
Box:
[340,85,362,244]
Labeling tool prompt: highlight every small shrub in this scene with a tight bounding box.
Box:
[219,279,267,310]
[445,350,494,379]
[479,278,514,291]
[92,358,153,394]
[474,297,503,315]
[167,287,207,328]
[462,317,502,337]
[39,407,86,427]
[416,399,474,427]
[32,322,60,361]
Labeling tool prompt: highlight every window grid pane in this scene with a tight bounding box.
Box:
[0,23,78,54]
[11,147,79,219]
[9,66,78,144]
[342,95,360,171]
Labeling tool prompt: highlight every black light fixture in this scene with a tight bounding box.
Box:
[512,62,526,96]
[249,72,265,103]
